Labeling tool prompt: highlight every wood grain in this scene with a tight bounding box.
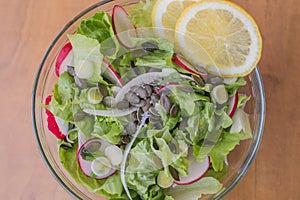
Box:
[0,0,299,199]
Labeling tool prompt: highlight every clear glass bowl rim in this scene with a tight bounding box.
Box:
[31,0,266,199]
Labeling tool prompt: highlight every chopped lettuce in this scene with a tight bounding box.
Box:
[76,11,120,58]
[169,87,199,115]
[128,0,156,28]
[59,142,106,191]
[237,94,251,109]
[208,132,242,171]
[225,77,247,97]
[68,34,102,82]
[166,177,223,200]
[48,72,74,121]
[92,116,123,145]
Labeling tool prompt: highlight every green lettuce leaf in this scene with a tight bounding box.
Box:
[48,72,74,121]
[92,116,123,144]
[76,11,120,58]
[59,142,106,191]
[237,94,251,109]
[225,77,247,97]
[128,0,156,28]
[126,172,157,196]
[205,165,228,181]
[208,132,242,171]
[165,177,223,200]
[169,87,199,115]
[68,34,102,82]
[93,173,126,198]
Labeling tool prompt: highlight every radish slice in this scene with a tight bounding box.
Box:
[172,54,207,77]
[102,59,124,87]
[55,42,73,77]
[112,5,137,48]
[174,155,210,185]
[227,92,238,118]
[115,68,176,102]
[77,138,117,179]
[45,95,67,139]
[155,83,180,94]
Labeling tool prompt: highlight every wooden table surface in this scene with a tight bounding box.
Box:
[1,0,299,199]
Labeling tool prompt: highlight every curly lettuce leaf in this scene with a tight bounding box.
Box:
[128,0,155,28]
[68,34,102,82]
[208,132,242,171]
[76,11,120,58]
[165,177,223,200]
[59,142,106,191]
[92,116,123,144]
[225,77,247,97]
[48,72,74,121]
[169,87,199,115]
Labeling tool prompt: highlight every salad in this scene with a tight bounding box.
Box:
[44,0,261,199]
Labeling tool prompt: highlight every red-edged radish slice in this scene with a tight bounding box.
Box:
[155,83,180,94]
[102,59,124,87]
[55,42,73,77]
[227,92,238,118]
[112,5,137,48]
[174,155,210,185]
[45,95,67,139]
[76,138,118,179]
[172,54,208,77]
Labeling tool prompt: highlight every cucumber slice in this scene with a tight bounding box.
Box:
[157,170,174,188]
[91,156,112,177]
[88,87,103,104]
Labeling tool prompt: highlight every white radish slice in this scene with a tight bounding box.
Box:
[120,112,149,200]
[76,138,117,179]
[105,145,123,166]
[75,60,94,79]
[112,5,137,48]
[174,155,210,185]
[55,42,73,77]
[211,85,228,104]
[54,116,69,137]
[157,171,174,188]
[102,59,124,87]
[172,54,207,77]
[115,68,176,102]
[83,106,138,117]
[227,92,238,118]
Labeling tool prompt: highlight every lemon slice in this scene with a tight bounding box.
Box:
[151,0,201,41]
[175,0,262,77]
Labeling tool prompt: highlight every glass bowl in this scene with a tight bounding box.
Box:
[32,0,266,199]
